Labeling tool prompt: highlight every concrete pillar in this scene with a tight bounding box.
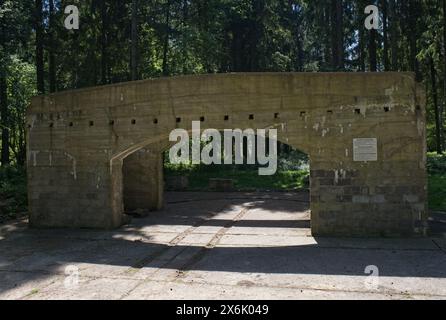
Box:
[28,158,128,229]
[122,148,164,212]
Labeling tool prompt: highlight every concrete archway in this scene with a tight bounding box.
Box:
[26,73,427,237]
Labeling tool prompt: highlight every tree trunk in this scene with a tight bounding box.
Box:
[369,29,377,72]
[0,74,9,166]
[358,0,365,71]
[35,0,45,94]
[0,11,8,166]
[442,0,446,151]
[430,56,443,154]
[181,0,189,73]
[389,0,398,70]
[49,0,56,92]
[131,0,138,81]
[49,0,57,92]
[101,0,108,84]
[382,0,390,71]
[330,0,338,69]
[335,0,343,70]
[250,0,264,72]
[331,0,343,70]
[72,29,79,88]
[16,124,25,167]
[162,0,171,76]
[408,1,421,81]
[296,27,304,71]
[323,3,331,67]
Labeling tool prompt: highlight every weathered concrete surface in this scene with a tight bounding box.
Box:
[1,192,445,300]
[123,149,163,212]
[26,73,427,236]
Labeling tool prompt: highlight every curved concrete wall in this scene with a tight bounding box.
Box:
[26,72,427,236]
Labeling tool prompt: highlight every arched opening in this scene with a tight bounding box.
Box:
[162,137,311,233]
[122,148,164,216]
[164,140,310,193]
[117,132,312,237]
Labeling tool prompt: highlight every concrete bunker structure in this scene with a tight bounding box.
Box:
[26,73,427,237]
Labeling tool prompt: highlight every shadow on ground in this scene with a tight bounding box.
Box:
[0,191,445,299]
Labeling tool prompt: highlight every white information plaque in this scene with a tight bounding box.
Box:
[353,138,378,162]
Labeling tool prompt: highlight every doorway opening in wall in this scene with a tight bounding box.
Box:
[122,148,164,217]
[119,137,312,271]
[162,138,312,240]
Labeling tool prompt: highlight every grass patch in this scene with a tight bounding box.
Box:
[164,164,309,191]
[427,152,446,212]
[428,174,446,211]
[427,152,446,174]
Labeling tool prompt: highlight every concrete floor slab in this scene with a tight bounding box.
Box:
[123,278,445,300]
[0,191,445,300]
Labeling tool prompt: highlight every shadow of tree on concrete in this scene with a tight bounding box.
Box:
[0,191,445,298]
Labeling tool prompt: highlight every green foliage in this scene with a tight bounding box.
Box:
[6,57,36,165]
[0,0,445,164]
[427,152,446,175]
[427,153,446,211]
[1,0,446,221]
[165,164,309,191]
[428,175,446,211]
[278,149,309,171]
[0,166,27,222]
[0,0,33,59]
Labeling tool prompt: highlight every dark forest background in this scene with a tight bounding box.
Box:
[0,0,446,221]
[1,0,446,165]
